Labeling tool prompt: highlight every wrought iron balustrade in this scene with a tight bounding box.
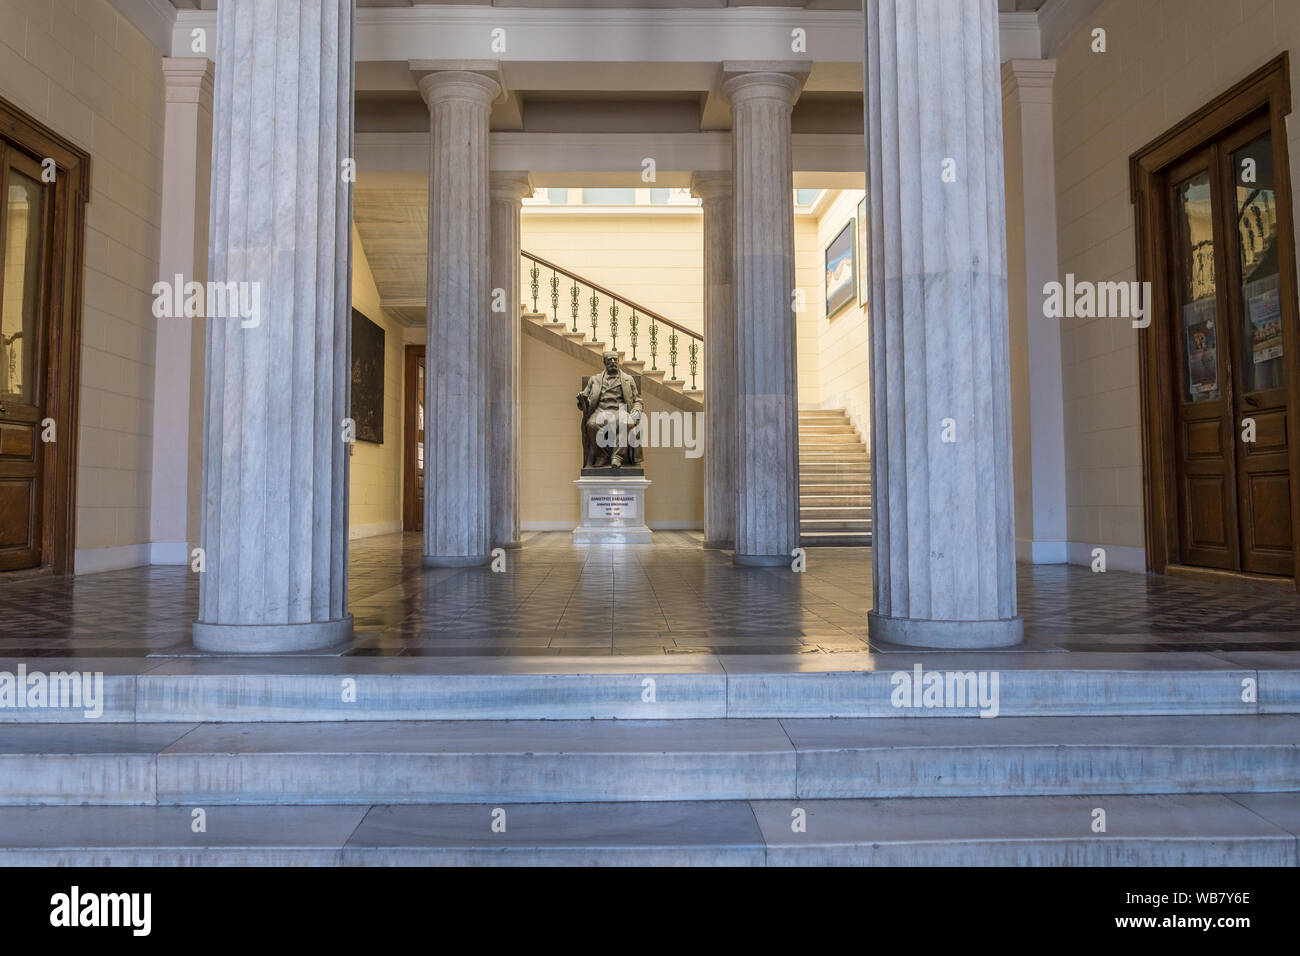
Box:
[520,250,704,391]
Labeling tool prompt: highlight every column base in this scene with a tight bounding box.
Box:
[422,554,490,568]
[192,615,353,654]
[868,611,1024,649]
[703,538,734,550]
[733,553,791,567]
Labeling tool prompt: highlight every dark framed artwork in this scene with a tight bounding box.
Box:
[857,196,869,306]
[350,308,385,444]
[825,218,856,318]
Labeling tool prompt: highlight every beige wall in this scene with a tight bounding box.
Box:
[1052,0,1300,564]
[521,209,704,336]
[795,214,822,405]
[0,0,166,567]
[350,228,406,537]
[811,188,869,438]
[520,333,704,528]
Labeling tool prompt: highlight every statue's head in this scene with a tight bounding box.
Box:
[602,350,619,374]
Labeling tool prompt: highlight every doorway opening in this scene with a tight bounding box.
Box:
[1132,55,1300,589]
[0,95,89,575]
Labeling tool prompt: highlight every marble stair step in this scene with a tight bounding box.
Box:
[748,792,1300,866]
[801,495,872,507]
[3,714,1300,805]
[799,519,872,532]
[6,793,1293,866]
[6,655,1295,724]
[799,532,874,547]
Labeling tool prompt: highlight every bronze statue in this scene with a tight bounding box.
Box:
[577,350,644,468]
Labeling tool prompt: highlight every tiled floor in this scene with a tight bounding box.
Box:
[1,531,1299,657]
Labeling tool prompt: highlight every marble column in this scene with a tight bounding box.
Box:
[150,58,212,567]
[1003,59,1067,564]
[194,0,354,653]
[722,63,807,566]
[489,172,533,550]
[863,0,1022,647]
[691,172,736,550]
[418,67,500,566]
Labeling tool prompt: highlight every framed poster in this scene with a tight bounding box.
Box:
[351,308,385,443]
[825,218,856,318]
[857,197,869,306]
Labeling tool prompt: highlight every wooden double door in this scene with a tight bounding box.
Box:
[0,143,54,571]
[1162,114,1296,576]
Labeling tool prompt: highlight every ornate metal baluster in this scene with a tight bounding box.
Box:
[689,340,699,389]
[669,329,679,380]
[609,301,619,350]
[570,280,580,332]
[629,311,638,360]
[529,261,540,313]
[589,291,599,342]
[648,319,658,370]
[550,271,560,323]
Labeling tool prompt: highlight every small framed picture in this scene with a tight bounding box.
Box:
[857,197,869,306]
[825,219,857,318]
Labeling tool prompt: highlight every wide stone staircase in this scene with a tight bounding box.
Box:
[799,408,871,547]
[1,656,1298,865]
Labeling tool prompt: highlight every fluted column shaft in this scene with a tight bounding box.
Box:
[194,0,354,653]
[489,173,532,549]
[864,0,1022,647]
[692,172,736,550]
[418,70,500,566]
[723,67,805,566]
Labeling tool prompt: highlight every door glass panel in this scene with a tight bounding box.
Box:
[2,170,45,403]
[1173,171,1220,402]
[1232,133,1284,393]
[416,362,424,476]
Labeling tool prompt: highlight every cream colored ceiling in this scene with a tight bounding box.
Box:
[354,187,428,325]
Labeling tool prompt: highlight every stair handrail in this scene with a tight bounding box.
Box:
[521,249,703,389]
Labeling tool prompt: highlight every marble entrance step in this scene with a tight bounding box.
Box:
[2,714,1299,805]
[3,793,1295,865]
[5,653,1297,723]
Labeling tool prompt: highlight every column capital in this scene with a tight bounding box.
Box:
[413,61,504,107]
[720,62,809,108]
[490,171,534,203]
[690,171,733,202]
[161,57,214,107]
[1001,58,1057,105]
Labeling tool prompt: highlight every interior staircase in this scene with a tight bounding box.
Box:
[522,310,703,413]
[799,408,872,547]
[0,658,1297,865]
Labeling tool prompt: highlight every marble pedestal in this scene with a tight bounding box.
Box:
[573,476,653,545]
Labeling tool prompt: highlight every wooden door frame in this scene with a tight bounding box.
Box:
[0,94,90,576]
[1130,54,1300,592]
[402,344,425,531]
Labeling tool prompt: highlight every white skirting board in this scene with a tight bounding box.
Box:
[1065,541,1146,573]
[74,543,153,575]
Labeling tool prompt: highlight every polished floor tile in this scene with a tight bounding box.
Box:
[3,531,1300,658]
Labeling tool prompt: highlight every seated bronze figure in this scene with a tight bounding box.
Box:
[577,351,644,469]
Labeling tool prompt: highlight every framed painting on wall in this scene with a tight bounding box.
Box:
[825,218,857,317]
[857,197,869,306]
[351,308,385,444]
